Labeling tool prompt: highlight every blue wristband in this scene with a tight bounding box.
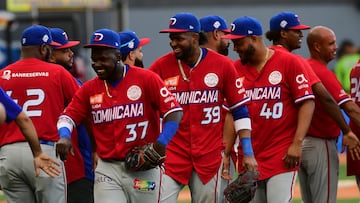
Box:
[241,137,254,156]
[156,121,179,146]
[58,127,71,139]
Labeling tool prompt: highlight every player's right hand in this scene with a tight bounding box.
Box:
[342,131,360,160]
[242,155,258,172]
[55,138,73,161]
[34,152,61,178]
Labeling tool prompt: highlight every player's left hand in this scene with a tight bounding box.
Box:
[34,152,61,178]
[342,131,360,160]
[242,155,258,172]
[55,138,74,161]
[221,153,232,180]
[282,142,301,169]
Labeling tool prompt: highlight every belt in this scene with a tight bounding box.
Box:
[39,140,55,146]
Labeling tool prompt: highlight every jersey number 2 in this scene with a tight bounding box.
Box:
[6,89,45,117]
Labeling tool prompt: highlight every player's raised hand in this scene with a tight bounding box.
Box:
[34,152,61,177]
[342,131,360,160]
[242,155,258,172]
[221,153,232,180]
[55,138,74,161]
[282,142,302,169]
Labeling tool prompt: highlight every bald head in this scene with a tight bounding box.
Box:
[307,26,337,64]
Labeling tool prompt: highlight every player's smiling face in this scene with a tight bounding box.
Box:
[91,47,119,81]
[169,32,197,61]
[232,37,255,65]
[283,29,304,51]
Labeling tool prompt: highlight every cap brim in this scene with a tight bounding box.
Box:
[289,24,311,30]
[221,29,231,33]
[221,34,246,39]
[159,28,190,33]
[83,44,117,49]
[139,38,151,47]
[55,41,80,49]
[50,41,62,46]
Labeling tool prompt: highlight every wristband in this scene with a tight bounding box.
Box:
[241,137,254,156]
[156,121,179,146]
[58,127,71,139]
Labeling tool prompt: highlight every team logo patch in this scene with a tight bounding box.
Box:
[204,73,219,87]
[127,85,142,101]
[133,178,156,191]
[268,71,282,85]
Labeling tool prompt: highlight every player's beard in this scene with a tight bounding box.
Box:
[175,44,193,61]
[241,44,256,65]
[134,58,144,68]
[219,41,229,56]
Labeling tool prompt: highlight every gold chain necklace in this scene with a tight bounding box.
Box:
[104,65,127,98]
[177,48,203,82]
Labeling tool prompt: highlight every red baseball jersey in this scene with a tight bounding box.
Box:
[269,45,321,87]
[0,58,79,145]
[306,58,351,139]
[234,50,314,180]
[149,49,249,185]
[62,65,181,160]
[347,59,360,175]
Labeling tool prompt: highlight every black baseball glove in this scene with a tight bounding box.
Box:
[125,142,166,171]
[224,170,260,203]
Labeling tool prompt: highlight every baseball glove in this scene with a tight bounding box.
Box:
[224,170,260,203]
[125,143,166,171]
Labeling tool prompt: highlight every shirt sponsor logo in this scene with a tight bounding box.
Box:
[133,178,156,191]
[174,90,219,105]
[1,70,49,80]
[246,86,281,101]
[164,76,179,89]
[90,93,104,105]
[92,103,144,124]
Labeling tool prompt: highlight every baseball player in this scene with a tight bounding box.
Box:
[0,25,80,203]
[149,12,257,203]
[223,16,315,202]
[49,27,95,203]
[266,11,358,153]
[199,15,230,56]
[349,59,360,192]
[119,30,150,68]
[55,28,183,203]
[199,14,237,201]
[300,26,360,203]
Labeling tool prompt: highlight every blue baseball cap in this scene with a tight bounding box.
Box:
[50,28,80,49]
[83,28,120,49]
[200,15,230,33]
[21,25,61,47]
[270,11,310,31]
[222,16,263,39]
[160,12,200,33]
[119,30,151,55]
